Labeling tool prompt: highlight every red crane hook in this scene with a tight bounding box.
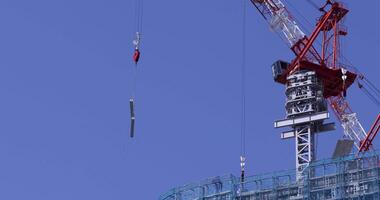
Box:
[133,49,140,64]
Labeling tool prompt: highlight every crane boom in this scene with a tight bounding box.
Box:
[249,0,372,152]
[250,0,305,46]
[359,114,380,152]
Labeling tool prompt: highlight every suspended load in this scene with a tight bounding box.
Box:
[129,0,144,138]
[129,98,135,138]
[129,32,140,138]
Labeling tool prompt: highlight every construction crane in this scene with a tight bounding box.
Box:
[249,0,379,180]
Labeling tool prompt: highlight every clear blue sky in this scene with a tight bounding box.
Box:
[0,0,379,199]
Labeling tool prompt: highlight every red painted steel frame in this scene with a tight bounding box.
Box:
[295,61,356,98]
[276,2,359,131]
[275,2,349,84]
[359,115,380,152]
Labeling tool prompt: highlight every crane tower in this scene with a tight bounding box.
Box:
[250,0,366,180]
[274,69,332,180]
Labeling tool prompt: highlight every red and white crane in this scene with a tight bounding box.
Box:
[249,0,379,178]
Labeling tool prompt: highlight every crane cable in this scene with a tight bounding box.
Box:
[305,0,320,11]
[358,76,380,108]
[130,0,144,138]
[360,85,380,108]
[240,0,247,186]
[342,58,380,108]
[362,77,380,98]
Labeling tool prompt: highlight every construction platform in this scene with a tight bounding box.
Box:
[159,151,380,200]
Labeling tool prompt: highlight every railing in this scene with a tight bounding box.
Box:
[159,151,380,200]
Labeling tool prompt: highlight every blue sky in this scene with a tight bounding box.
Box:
[0,0,379,199]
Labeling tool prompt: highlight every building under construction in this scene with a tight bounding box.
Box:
[160,151,380,199]
[159,0,380,199]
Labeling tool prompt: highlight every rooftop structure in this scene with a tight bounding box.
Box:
[160,151,380,200]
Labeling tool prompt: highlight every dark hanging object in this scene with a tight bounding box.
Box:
[240,169,245,183]
[130,98,135,138]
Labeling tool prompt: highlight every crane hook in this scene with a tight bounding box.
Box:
[341,68,347,97]
[133,32,141,64]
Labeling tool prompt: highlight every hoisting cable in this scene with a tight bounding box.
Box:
[358,82,380,108]
[239,0,247,188]
[340,56,380,107]
[130,0,144,138]
[305,0,320,11]
[357,74,380,108]
[363,76,380,98]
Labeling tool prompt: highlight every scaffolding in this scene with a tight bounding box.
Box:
[159,151,380,200]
